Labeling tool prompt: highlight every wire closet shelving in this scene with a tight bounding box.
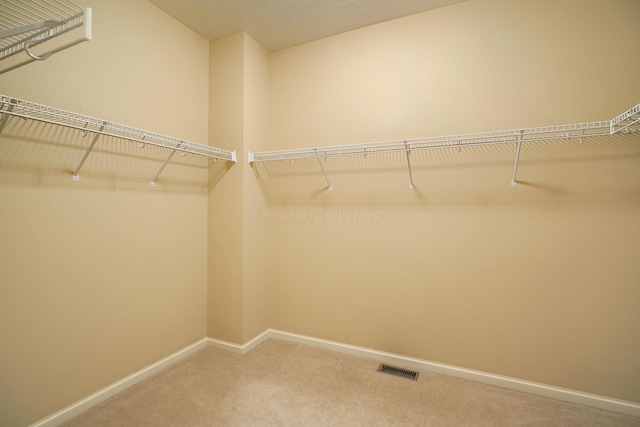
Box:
[248,102,640,190]
[0,94,237,186]
[0,0,92,74]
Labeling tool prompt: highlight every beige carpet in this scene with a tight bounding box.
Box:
[63,339,640,426]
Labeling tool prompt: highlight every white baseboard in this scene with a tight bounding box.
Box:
[30,338,209,427]
[267,329,640,418]
[31,330,640,425]
[207,329,270,355]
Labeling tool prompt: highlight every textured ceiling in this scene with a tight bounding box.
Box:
[148,0,467,51]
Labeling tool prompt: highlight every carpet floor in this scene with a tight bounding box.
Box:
[63,339,640,426]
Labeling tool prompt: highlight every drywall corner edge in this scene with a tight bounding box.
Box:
[266,329,640,418]
[29,338,209,427]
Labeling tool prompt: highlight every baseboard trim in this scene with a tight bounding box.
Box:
[267,329,640,418]
[31,330,640,425]
[207,329,270,355]
[30,338,209,427]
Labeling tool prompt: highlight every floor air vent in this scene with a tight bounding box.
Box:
[377,363,419,381]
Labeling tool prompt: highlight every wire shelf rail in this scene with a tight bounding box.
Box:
[0,94,237,185]
[248,102,640,189]
[0,0,92,74]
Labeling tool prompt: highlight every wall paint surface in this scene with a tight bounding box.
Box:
[207,32,245,343]
[0,1,209,425]
[208,32,271,343]
[0,0,639,423]
[264,0,640,403]
[241,33,271,342]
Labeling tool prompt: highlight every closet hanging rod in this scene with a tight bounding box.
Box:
[0,1,92,74]
[248,102,640,164]
[0,94,237,163]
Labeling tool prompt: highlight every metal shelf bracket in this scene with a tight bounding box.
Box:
[0,98,17,133]
[73,121,107,181]
[0,94,237,184]
[404,141,415,189]
[315,148,332,190]
[511,130,523,187]
[247,101,639,190]
[151,141,186,187]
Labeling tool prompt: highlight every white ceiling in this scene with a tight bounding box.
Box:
[148,0,467,51]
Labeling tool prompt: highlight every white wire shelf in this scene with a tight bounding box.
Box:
[0,94,237,185]
[0,0,92,74]
[248,102,640,189]
[611,103,640,134]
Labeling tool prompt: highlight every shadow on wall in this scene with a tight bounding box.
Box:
[251,133,640,212]
[208,160,234,191]
[0,118,231,194]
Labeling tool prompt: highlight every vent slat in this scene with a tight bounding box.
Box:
[377,364,419,381]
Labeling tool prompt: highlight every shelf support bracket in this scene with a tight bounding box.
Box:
[73,121,107,181]
[151,141,185,187]
[404,141,415,189]
[511,131,523,187]
[0,99,16,134]
[315,149,332,190]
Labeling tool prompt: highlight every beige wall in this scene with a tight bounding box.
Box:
[263,0,640,403]
[241,34,271,342]
[208,32,271,343]
[0,1,210,425]
[1,0,640,424]
[208,32,245,343]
